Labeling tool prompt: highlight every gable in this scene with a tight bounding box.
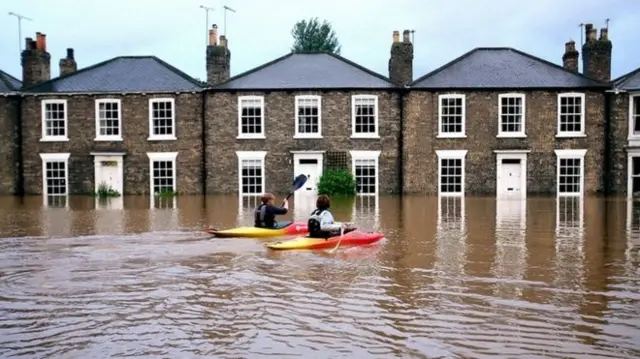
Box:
[614,67,640,91]
[24,57,204,94]
[412,48,608,89]
[214,52,397,90]
[0,70,22,93]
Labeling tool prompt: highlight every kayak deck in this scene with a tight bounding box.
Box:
[205,220,308,238]
[265,230,384,250]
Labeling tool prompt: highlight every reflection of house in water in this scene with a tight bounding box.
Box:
[293,192,316,219]
[44,194,68,208]
[42,203,73,237]
[351,195,380,231]
[434,196,467,292]
[625,200,640,271]
[94,197,125,234]
[492,199,528,298]
[149,196,179,231]
[553,197,585,302]
[237,196,260,227]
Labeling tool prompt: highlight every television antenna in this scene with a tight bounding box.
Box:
[8,12,33,53]
[199,5,215,46]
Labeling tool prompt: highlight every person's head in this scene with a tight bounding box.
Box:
[316,194,331,209]
[260,193,275,205]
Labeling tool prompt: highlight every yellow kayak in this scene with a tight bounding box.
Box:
[204,221,308,238]
[266,230,384,250]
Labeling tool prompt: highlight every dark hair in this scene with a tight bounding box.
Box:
[261,193,275,204]
[316,194,331,209]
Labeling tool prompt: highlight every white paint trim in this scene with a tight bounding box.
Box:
[626,148,640,199]
[94,98,123,141]
[556,92,587,138]
[237,95,266,139]
[350,150,381,196]
[436,150,468,197]
[351,94,380,139]
[90,152,127,156]
[554,149,587,197]
[437,94,467,139]
[496,152,528,198]
[40,99,69,142]
[493,149,531,154]
[147,98,177,141]
[93,155,125,194]
[294,95,323,139]
[497,93,526,138]
[147,152,178,194]
[289,150,326,154]
[39,152,71,197]
[629,94,640,142]
[236,151,267,196]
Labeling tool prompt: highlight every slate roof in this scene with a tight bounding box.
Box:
[613,67,640,91]
[0,69,21,93]
[24,56,204,94]
[411,47,609,89]
[213,52,398,90]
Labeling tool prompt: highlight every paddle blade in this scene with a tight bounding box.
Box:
[292,174,308,191]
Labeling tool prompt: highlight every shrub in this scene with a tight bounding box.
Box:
[95,182,120,198]
[317,169,356,196]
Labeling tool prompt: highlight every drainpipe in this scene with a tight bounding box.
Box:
[201,91,208,199]
[603,88,619,196]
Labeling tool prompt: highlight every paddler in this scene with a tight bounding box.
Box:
[254,193,289,228]
[307,194,354,239]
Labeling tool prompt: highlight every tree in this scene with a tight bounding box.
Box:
[290,18,341,55]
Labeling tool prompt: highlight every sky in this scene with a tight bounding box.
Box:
[1,0,639,83]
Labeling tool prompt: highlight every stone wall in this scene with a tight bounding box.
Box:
[0,96,20,194]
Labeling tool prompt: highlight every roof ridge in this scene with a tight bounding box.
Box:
[613,66,640,88]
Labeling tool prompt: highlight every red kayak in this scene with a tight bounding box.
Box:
[265,230,385,250]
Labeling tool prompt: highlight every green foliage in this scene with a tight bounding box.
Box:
[94,182,120,198]
[291,17,341,54]
[317,169,356,196]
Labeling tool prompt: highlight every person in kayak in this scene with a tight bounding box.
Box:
[307,194,354,239]
[254,193,289,228]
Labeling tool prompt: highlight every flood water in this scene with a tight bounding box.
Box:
[0,194,639,358]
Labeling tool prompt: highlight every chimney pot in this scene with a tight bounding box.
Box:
[565,40,576,52]
[392,30,400,43]
[599,28,608,40]
[35,32,42,50]
[219,35,227,48]
[41,33,47,51]
[67,48,74,59]
[209,24,218,46]
[402,30,411,43]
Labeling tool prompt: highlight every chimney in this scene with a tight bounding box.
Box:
[562,40,579,72]
[21,32,51,88]
[59,48,77,77]
[581,23,612,82]
[388,29,413,86]
[206,24,230,86]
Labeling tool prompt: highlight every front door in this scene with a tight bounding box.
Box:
[497,157,524,198]
[94,156,124,195]
[293,154,323,193]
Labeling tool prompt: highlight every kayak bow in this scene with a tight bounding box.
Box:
[205,220,308,238]
[265,230,384,250]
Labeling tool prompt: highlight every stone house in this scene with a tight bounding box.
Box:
[0,70,22,195]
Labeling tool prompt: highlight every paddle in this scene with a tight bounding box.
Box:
[282,174,308,206]
[328,224,345,254]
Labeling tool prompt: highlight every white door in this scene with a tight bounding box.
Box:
[94,156,124,194]
[499,159,522,196]
[294,156,322,193]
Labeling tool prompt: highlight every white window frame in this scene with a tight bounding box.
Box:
[95,99,123,141]
[497,93,526,138]
[437,94,466,138]
[148,98,177,141]
[237,96,266,139]
[351,94,380,139]
[147,152,178,195]
[40,99,69,142]
[628,93,640,141]
[556,92,586,138]
[626,148,640,199]
[436,149,468,197]
[350,150,381,196]
[40,152,70,196]
[294,95,322,139]
[236,151,267,196]
[554,149,587,197]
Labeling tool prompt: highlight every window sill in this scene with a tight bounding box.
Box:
[557,192,583,197]
[294,134,323,139]
[351,134,380,139]
[627,136,640,141]
[147,136,177,141]
[40,137,69,142]
[436,134,467,139]
[95,137,123,142]
[497,133,527,138]
[438,192,465,197]
[237,135,267,140]
[556,133,587,138]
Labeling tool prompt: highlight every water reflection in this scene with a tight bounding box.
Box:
[44,194,69,208]
[625,200,640,272]
[94,197,125,235]
[150,196,179,231]
[434,196,467,289]
[293,192,316,219]
[237,195,260,226]
[43,199,72,237]
[352,195,380,231]
[492,199,528,298]
[553,196,586,303]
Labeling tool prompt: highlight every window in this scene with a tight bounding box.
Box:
[148,98,176,141]
[238,96,265,139]
[555,149,587,196]
[147,152,178,195]
[41,99,68,141]
[557,93,586,137]
[236,151,267,196]
[294,95,322,138]
[629,94,640,139]
[498,93,526,137]
[438,94,466,138]
[351,95,379,138]
[436,150,467,196]
[627,151,640,198]
[40,153,70,196]
[350,150,381,195]
[95,99,122,141]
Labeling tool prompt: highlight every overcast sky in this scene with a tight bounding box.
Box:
[1,0,638,82]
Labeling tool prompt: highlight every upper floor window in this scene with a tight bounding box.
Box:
[95,99,122,141]
[148,98,176,141]
[41,99,68,142]
[629,94,640,139]
[294,95,322,138]
[351,95,379,138]
[437,94,466,138]
[238,96,265,139]
[497,93,526,138]
[557,93,586,137]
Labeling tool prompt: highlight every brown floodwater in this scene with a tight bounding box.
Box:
[0,194,638,358]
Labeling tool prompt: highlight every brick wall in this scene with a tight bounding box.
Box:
[0,96,20,194]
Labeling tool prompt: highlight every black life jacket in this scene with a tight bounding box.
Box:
[254,204,270,228]
[308,208,327,237]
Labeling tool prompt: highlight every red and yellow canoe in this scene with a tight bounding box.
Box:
[265,230,385,250]
[204,221,308,238]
